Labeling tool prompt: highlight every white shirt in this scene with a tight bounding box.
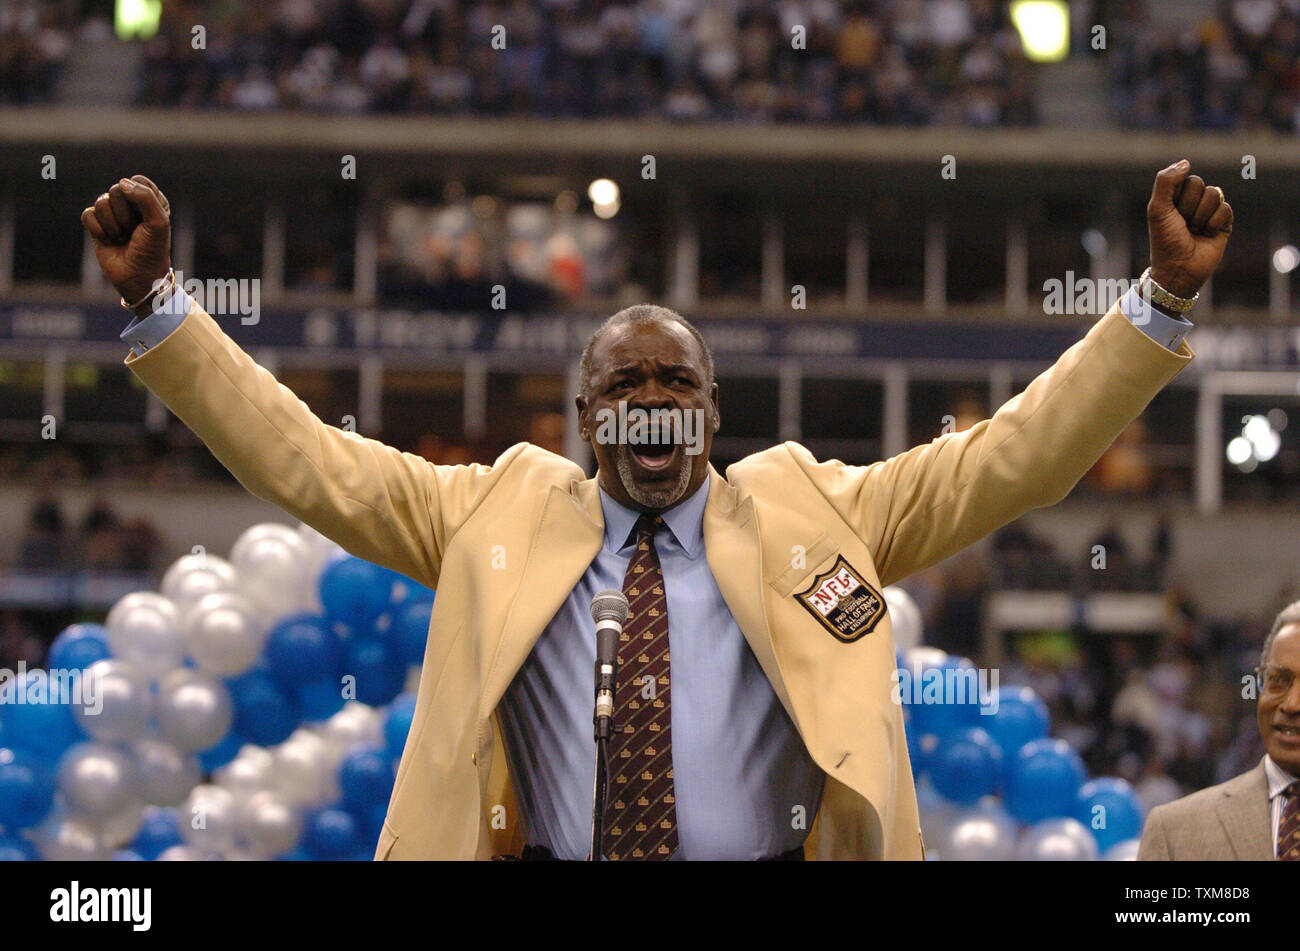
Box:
[1264,754,1299,859]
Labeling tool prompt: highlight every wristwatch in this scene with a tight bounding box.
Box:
[1138,267,1198,315]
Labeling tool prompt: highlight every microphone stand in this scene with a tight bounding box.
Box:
[591,653,616,861]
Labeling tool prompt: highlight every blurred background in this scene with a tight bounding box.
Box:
[0,0,1299,858]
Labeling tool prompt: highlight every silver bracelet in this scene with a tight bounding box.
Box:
[120,268,176,312]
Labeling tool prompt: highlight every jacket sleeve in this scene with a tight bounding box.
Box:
[123,299,504,589]
[790,300,1193,589]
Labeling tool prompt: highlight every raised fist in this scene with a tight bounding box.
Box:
[80,175,172,314]
[1147,160,1234,300]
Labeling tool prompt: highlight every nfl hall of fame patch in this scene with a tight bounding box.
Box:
[794,555,888,643]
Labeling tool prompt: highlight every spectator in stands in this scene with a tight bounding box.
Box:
[17,495,67,570]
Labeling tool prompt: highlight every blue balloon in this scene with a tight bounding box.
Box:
[383,693,417,761]
[113,849,145,861]
[0,670,83,760]
[131,808,183,861]
[265,614,342,687]
[391,576,435,609]
[902,655,985,738]
[339,746,395,813]
[928,728,1004,806]
[0,832,38,861]
[350,801,388,852]
[342,638,405,708]
[297,679,347,722]
[197,729,244,773]
[277,847,314,861]
[320,557,392,632]
[1004,738,1088,825]
[47,623,113,672]
[985,686,1051,759]
[227,670,299,747]
[389,599,434,668]
[303,808,360,859]
[1076,777,1144,853]
[0,747,55,829]
[905,727,936,781]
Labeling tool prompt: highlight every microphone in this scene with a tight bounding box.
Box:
[590,589,629,742]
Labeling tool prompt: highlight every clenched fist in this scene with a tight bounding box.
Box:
[81,175,172,316]
[1147,159,1234,300]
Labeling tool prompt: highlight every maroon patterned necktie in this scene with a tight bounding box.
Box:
[1279,782,1300,861]
[602,513,678,861]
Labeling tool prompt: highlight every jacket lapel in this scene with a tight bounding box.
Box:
[477,478,604,720]
[1215,760,1273,860]
[701,466,796,724]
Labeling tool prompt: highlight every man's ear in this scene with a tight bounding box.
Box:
[575,394,591,442]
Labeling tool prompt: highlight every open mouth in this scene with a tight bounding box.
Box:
[627,430,680,473]
[1274,724,1300,741]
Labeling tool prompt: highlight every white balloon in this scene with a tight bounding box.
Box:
[181,591,267,676]
[297,523,344,611]
[92,801,145,849]
[937,809,1019,861]
[39,816,113,861]
[1016,818,1100,861]
[236,790,304,858]
[155,669,234,752]
[883,585,924,652]
[161,553,238,618]
[76,659,152,742]
[180,785,239,855]
[58,743,141,819]
[322,703,383,766]
[132,737,201,806]
[156,844,210,861]
[1103,838,1141,861]
[232,523,314,619]
[271,731,335,808]
[105,592,184,680]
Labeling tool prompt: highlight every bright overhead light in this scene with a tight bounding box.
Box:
[1010,1,1070,62]
[588,179,619,206]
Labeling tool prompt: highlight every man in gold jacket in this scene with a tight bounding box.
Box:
[82,162,1231,860]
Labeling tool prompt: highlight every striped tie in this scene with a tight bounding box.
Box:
[602,513,678,861]
[1279,782,1300,861]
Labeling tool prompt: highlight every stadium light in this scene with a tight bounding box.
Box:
[588,179,621,220]
[1010,1,1070,63]
[1272,245,1299,273]
[116,0,162,41]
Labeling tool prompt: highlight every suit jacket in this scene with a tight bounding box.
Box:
[1138,760,1274,860]
[123,297,1192,860]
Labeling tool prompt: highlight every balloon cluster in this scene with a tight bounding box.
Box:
[0,523,431,861]
[885,586,1145,861]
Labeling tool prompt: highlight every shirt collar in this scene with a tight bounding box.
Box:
[1264,754,1299,799]
[598,470,710,560]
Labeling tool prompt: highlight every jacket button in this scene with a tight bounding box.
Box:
[471,751,477,765]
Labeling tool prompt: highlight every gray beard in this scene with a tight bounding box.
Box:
[616,446,694,510]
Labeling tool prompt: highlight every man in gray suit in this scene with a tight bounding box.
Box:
[1139,601,1300,859]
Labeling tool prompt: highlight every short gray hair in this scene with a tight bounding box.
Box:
[579,304,714,395]
[1262,599,1300,668]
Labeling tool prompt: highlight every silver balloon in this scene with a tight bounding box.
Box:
[105,592,184,680]
[39,816,113,861]
[181,592,267,676]
[1103,838,1141,861]
[179,784,239,855]
[937,808,1019,860]
[75,659,152,742]
[1016,817,1101,861]
[884,585,924,652]
[271,730,335,808]
[132,737,201,807]
[57,742,141,819]
[231,523,314,619]
[156,844,210,861]
[155,669,234,753]
[161,552,238,618]
[321,703,383,768]
[91,801,145,849]
[236,790,304,858]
